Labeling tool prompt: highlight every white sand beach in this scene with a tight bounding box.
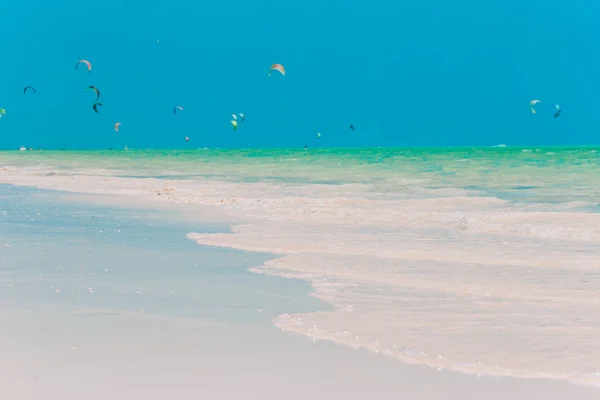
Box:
[0,159,599,397]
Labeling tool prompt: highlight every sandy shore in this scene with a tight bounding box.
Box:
[2,305,599,400]
[0,166,599,388]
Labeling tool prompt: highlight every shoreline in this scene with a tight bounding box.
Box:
[0,166,599,389]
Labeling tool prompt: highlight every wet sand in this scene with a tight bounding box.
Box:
[2,306,599,400]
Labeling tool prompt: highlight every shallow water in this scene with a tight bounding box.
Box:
[0,184,322,321]
[2,146,600,205]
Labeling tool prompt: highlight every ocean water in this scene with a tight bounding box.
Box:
[1,148,600,390]
[2,146,600,205]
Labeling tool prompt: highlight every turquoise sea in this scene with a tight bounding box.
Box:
[2,146,600,206]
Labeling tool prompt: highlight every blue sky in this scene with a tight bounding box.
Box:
[0,0,599,149]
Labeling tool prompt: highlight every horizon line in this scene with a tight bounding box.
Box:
[1,144,599,152]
